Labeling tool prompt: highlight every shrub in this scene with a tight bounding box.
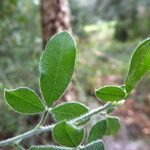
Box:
[0,31,150,149]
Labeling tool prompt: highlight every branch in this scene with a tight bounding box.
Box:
[0,103,111,147]
[36,110,49,128]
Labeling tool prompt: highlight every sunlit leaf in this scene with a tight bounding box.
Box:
[5,88,45,114]
[53,121,84,147]
[105,116,120,135]
[40,31,76,107]
[81,140,104,150]
[29,145,73,150]
[125,38,150,93]
[52,102,89,122]
[96,85,126,102]
[88,119,107,142]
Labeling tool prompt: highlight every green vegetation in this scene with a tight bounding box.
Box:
[0,0,150,149]
[0,31,150,149]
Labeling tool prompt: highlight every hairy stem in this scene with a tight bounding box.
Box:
[36,110,49,128]
[0,102,111,147]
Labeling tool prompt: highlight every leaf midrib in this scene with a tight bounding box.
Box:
[49,35,66,103]
[98,91,125,98]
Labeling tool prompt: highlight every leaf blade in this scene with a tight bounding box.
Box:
[96,85,126,102]
[51,102,89,122]
[125,38,150,93]
[29,145,73,150]
[105,116,120,135]
[53,121,84,148]
[88,119,107,142]
[5,87,45,114]
[40,31,76,107]
[81,140,104,150]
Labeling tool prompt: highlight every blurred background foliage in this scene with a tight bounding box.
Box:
[0,0,150,149]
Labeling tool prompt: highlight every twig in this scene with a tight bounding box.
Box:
[0,103,111,147]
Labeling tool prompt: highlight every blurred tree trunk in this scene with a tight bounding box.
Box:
[40,0,75,104]
[41,0,72,47]
[40,0,75,143]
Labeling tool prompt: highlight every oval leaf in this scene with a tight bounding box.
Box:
[53,121,84,148]
[40,31,76,107]
[5,88,45,114]
[29,145,73,150]
[52,102,89,122]
[81,140,104,150]
[96,86,126,102]
[105,116,120,135]
[125,38,150,93]
[88,119,107,142]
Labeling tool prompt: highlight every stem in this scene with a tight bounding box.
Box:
[36,110,49,128]
[0,103,111,147]
[70,102,111,124]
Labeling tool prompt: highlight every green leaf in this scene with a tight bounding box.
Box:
[125,38,150,93]
[81,140,104,150]
[5,87,45,114]
[29,141,104,150]
[88,119,107,142]
[106,107,115,114]
[96,85,126,102]
[53,121,84,148]
[105,116,120,135]
[40,31,76,107]
[29,145,73,150]
[52,102,89,122]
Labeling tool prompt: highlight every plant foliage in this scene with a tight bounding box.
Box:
[0,31,150,150]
